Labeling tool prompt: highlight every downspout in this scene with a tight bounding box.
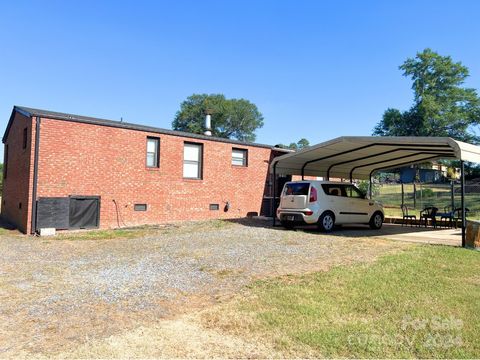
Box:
[31,116,41,234]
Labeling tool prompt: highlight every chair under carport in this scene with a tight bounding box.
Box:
[270,136,480,248]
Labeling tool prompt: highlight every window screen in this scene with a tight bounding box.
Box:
[183,143,203,179]
[232,148,247,166]
[146,137,160,168]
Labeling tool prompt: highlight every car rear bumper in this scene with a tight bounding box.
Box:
[277,210,317,224]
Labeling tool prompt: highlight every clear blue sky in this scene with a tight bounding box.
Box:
[1,0,479,157]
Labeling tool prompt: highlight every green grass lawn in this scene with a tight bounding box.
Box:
[374,184,480,219]
[211,245,480,358]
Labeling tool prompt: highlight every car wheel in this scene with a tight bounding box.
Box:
[281,221,295,230]
[318,211,335,232]
[369,212,384,230]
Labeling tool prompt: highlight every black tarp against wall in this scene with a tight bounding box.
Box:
[36,197,70,229]
[36,196,100,231]
[69,197,100,229]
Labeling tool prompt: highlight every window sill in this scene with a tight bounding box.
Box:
[146,167,160,171]
[183,178,203,182]
[232,165,248,168]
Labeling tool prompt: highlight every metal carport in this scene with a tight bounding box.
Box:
[270,136,480,247]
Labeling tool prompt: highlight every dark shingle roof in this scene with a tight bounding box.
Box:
[3,105,290,151]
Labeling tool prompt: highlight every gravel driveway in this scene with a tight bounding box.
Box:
[0,219,408,356]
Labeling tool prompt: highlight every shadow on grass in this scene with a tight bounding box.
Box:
[0,216,21,236]
[224,217,285,230]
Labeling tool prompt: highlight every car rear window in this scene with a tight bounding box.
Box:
[284,182,310,195]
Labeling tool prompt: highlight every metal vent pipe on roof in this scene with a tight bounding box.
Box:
[204,109,212,136]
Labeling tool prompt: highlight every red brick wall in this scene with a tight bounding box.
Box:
[1,113,34,233]
[33,117,275,230]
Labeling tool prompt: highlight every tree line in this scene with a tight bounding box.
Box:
[172,49,480,151]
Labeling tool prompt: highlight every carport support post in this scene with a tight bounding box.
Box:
[451,180,455,211]
[401,183,405,207]
[272,162,277,227]
[413,183,417,209]
[461,160,466,247]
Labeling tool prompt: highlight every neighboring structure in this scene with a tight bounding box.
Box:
[399,161,461,183]
[431,161,461,180]
[2,106,289,234]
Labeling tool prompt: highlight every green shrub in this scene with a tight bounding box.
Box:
[416,188,434,197]
[357,180,380,196]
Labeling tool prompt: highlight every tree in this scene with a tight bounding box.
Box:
[277,138,310,150]
[297,138,310,149]
[373,49,480,143]
[172,94,264,142]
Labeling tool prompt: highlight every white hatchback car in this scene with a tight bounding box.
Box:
[277,180,384,232]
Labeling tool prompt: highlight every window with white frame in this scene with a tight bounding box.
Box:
[183,142,203,179]
[232,148,248,166]
[146,137,160,168]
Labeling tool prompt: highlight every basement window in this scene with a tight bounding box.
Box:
[209,204,219,211]
[232,148,248,166]
[146,137,160,168]
[134,204,147,211]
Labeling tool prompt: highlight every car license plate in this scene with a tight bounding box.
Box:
[286,215,295,221]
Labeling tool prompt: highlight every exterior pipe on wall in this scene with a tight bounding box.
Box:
[204,110,212,136]
[31,116,41,234]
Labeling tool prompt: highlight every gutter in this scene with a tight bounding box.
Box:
[30,116,41,234]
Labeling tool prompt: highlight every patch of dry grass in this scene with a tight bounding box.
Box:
[53,219,233,241]
[54,315,283,359]
[0,227,22,237]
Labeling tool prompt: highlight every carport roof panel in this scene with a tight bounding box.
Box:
[271,136,480,180]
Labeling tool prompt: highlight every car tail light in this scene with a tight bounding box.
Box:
[309,186,317,202]
[304,210,313,216]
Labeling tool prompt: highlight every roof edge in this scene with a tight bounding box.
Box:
[3,106,289,151]
[270,136,480,178]
[2,106,32,143]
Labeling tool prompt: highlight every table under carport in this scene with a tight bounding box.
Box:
[270,136,480,247]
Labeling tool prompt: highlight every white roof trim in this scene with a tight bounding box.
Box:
[271,136,480,180]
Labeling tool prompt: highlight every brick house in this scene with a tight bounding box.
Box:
[2,106,289,234]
